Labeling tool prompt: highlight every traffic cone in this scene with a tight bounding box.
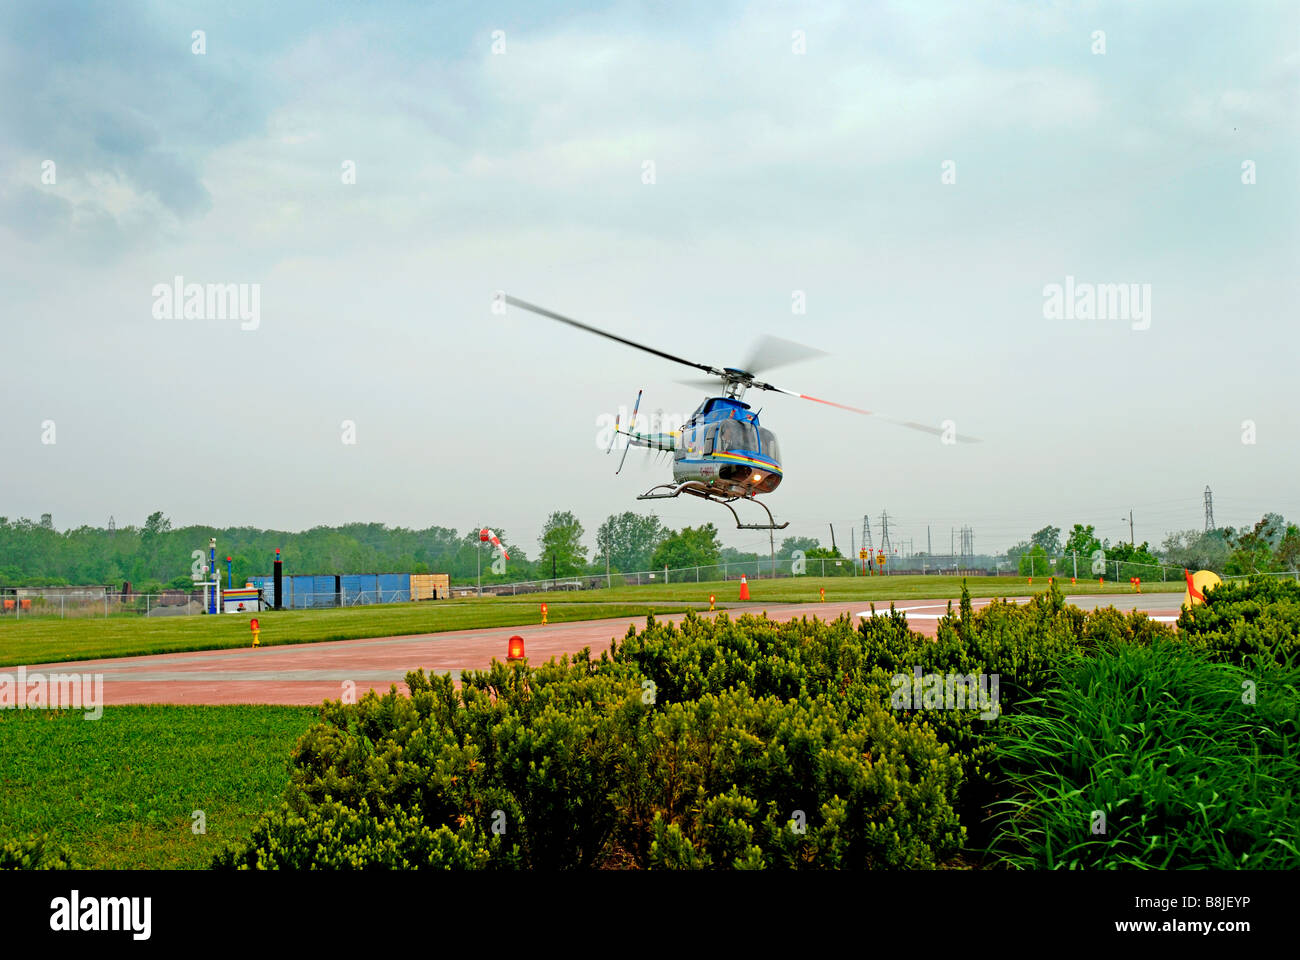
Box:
[738,575,750,601]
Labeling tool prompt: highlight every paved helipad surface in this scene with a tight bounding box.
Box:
[16,593,1183,706]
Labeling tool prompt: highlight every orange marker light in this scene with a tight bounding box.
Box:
[507,635,525,661]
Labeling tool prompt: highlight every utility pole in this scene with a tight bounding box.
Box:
[829,523,837,553]
[1124,510,1134,546]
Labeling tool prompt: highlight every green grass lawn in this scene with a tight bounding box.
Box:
[516,573,1186,605]
[0,600,698,667]
[0,576,1184,667]
[0,705,317,869]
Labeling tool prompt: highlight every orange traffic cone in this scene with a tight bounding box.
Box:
[738,575,750,601]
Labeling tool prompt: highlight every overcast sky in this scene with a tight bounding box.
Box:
[1,0,1297,561]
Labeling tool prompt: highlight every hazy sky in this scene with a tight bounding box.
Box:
[1,0,1297,562]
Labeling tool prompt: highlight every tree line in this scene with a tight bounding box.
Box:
[0,510,821,590]
[1003,515,1300,579]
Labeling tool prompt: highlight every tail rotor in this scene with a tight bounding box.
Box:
[615,389,642,475]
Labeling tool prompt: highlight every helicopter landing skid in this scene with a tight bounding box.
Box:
[636,482,790,530]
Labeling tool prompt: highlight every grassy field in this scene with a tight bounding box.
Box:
[0,705,316,869]
[533,573,1186,604]
[0,600,698,667]
[0,575,1184,667]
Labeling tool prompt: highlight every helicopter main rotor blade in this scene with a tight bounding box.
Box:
[504,295,724,379]
[742,335,826,377]
[756,381,981,443]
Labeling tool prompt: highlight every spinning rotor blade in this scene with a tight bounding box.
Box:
[742,335,826,377]
[755,381,982,443]
[504,296,723,378]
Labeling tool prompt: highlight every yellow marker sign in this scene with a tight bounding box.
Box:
[1181,569,1222,611]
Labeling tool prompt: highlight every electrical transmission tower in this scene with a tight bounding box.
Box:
[879,510,893,555]
[108,515,115,537]
[861,514,873,554]
[1204,486,1215,532]
[959,526,974,560]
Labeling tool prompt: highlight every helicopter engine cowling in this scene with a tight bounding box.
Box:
[673,457,782,497]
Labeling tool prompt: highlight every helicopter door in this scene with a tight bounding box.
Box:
[704,426,717,455]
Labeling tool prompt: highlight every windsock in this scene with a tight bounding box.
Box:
[481,528,510,560]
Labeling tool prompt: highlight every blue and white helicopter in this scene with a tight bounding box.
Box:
[504,295,969,530]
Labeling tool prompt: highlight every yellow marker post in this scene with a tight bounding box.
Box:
[819,587,825,602]
[250,617,260,648]
[541,602,548,626]
[709,594,715,611]
[1181,569,1221,611]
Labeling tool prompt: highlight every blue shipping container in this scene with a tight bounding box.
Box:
[378,573,410,603]
[341,575,379,605]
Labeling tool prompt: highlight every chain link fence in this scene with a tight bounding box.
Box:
[8,563,1297,618]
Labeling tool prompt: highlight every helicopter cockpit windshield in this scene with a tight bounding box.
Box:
[758,427,780,464]
[718,419,758,453]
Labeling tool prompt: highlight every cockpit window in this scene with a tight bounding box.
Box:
[719,420,759,452]
[759,428,780,463]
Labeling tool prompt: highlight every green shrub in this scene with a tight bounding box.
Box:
[224,581,1300,871]
[0,834,75,870]
[1177,576,1300,667]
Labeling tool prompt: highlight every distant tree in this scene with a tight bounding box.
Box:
[1277,524,1300,571]
[538,511,587,578]
[1031,525,1062,557]
[594,512,666,573]
[805,546,843,559]
[1005,540,1031,563]
[1018,545,1050,576]
[142,511,172,541]
[1160,528,1231,572]
[777,536,820,560]
[1056,523,1102,575]
[1226,515,1287,575]
[652,524,722,570]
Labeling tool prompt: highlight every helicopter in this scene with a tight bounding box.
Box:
[503,295,977,531]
